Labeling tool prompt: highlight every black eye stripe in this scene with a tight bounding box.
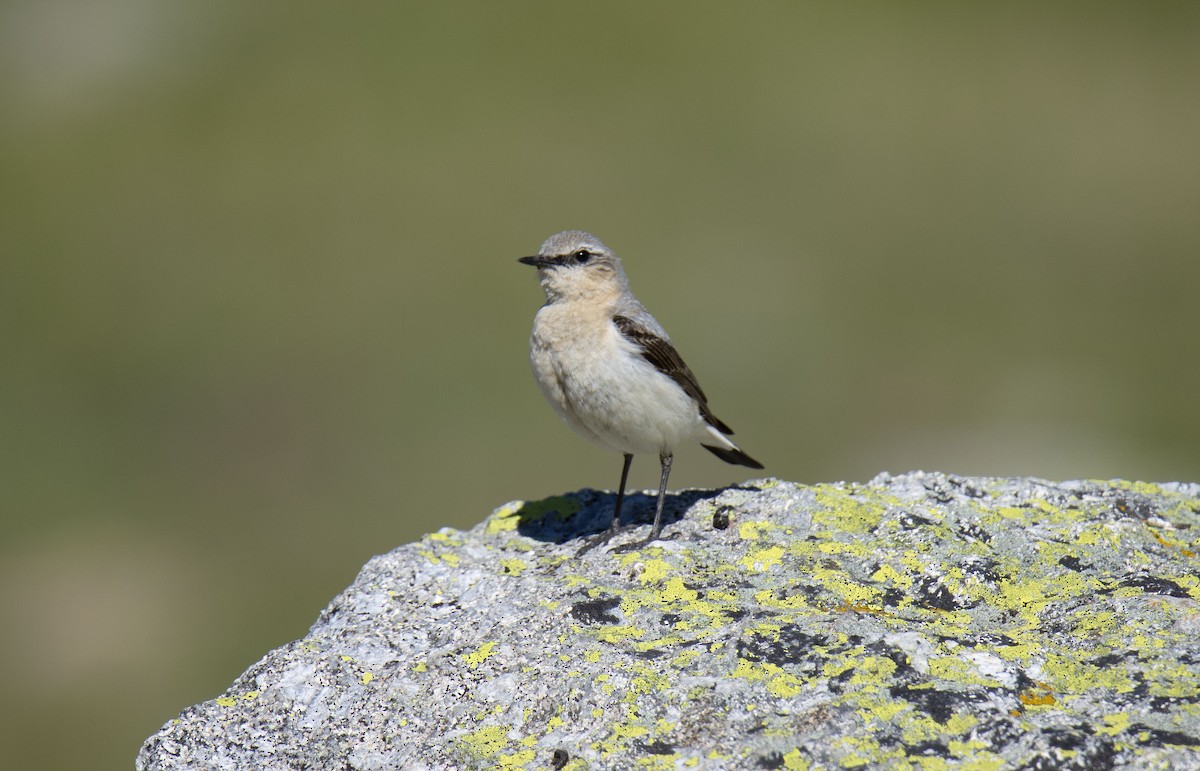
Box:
[549,248,597,266]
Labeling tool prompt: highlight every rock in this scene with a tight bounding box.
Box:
[138,473,1200,770]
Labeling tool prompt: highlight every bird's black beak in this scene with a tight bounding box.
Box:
[518,255,553,267]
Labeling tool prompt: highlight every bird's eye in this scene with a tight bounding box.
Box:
[573,250,592,264]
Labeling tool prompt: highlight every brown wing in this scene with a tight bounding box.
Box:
[612,315,734,435]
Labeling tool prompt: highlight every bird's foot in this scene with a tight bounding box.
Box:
[574,528,620,557]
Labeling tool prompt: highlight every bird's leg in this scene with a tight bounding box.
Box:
[611,452,675,554]
[576,453,634,556]
[648,452,673,541]
[609,453,634,534]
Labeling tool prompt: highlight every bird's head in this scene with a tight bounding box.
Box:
[519,230,629,303]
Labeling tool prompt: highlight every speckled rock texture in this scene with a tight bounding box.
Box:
[139,473,1200,770]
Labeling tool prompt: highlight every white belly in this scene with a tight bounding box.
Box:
[530,308,701,456]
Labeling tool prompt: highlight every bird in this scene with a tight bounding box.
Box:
[518,230,763,547]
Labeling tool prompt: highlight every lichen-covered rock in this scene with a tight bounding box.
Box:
[138,473,1200,770]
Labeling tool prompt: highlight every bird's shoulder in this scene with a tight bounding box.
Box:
[611,311,711,406]
[610,299,670,340]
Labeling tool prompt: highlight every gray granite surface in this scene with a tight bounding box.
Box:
[138,472,1200,769]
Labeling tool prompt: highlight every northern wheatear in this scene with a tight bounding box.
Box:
[519,230,763,546]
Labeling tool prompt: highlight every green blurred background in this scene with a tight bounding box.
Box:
[1,2,1197,769]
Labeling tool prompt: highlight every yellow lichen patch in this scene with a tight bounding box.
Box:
[821,658,862,685]
[868,557,912,588]
[1171,574,1200,601]
[484,501,525,534]
[810,486,894,534]
[739,520,776,541]
[767,669,803,698]
[415,546,462,567]
[898,550,929,573]
[923,610,976,638]
[595,625,645,644]
[604,720,650,747]
[834,733,904,768]
[754,588,809,611]
[1023,498,1085,522]
[1096,711,1131,737]
[1129,631,1167,651]
[994,506,1032,522]
[624,664,673,699]
[495,749,536,768]
[853,695,908,726]
[679,594,738,629]
[947,739,999,762]
[672,648,702,668]
[463,640,499,669]
[360,671,374,685]
[899,711,979,746]
[1041,652,1136,696]
[728,658,808,699]
[990,576,1068,623]
[1031,538,1091,568]
[458,725,509,760]
[1144,659,1200,700]
[1072,522,1122,549]
[485,495,580,535]
[782,748,810,770]
[741,545,785,572]
[636,558,673,585]
[207,692,254,710]
[810,567,878,607]
[731,657,768,683]
[500,558,527,576]
[751,621,783,641]
[659,576,698,603]
[1107,480,1169,498]
[844,655,899,688]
